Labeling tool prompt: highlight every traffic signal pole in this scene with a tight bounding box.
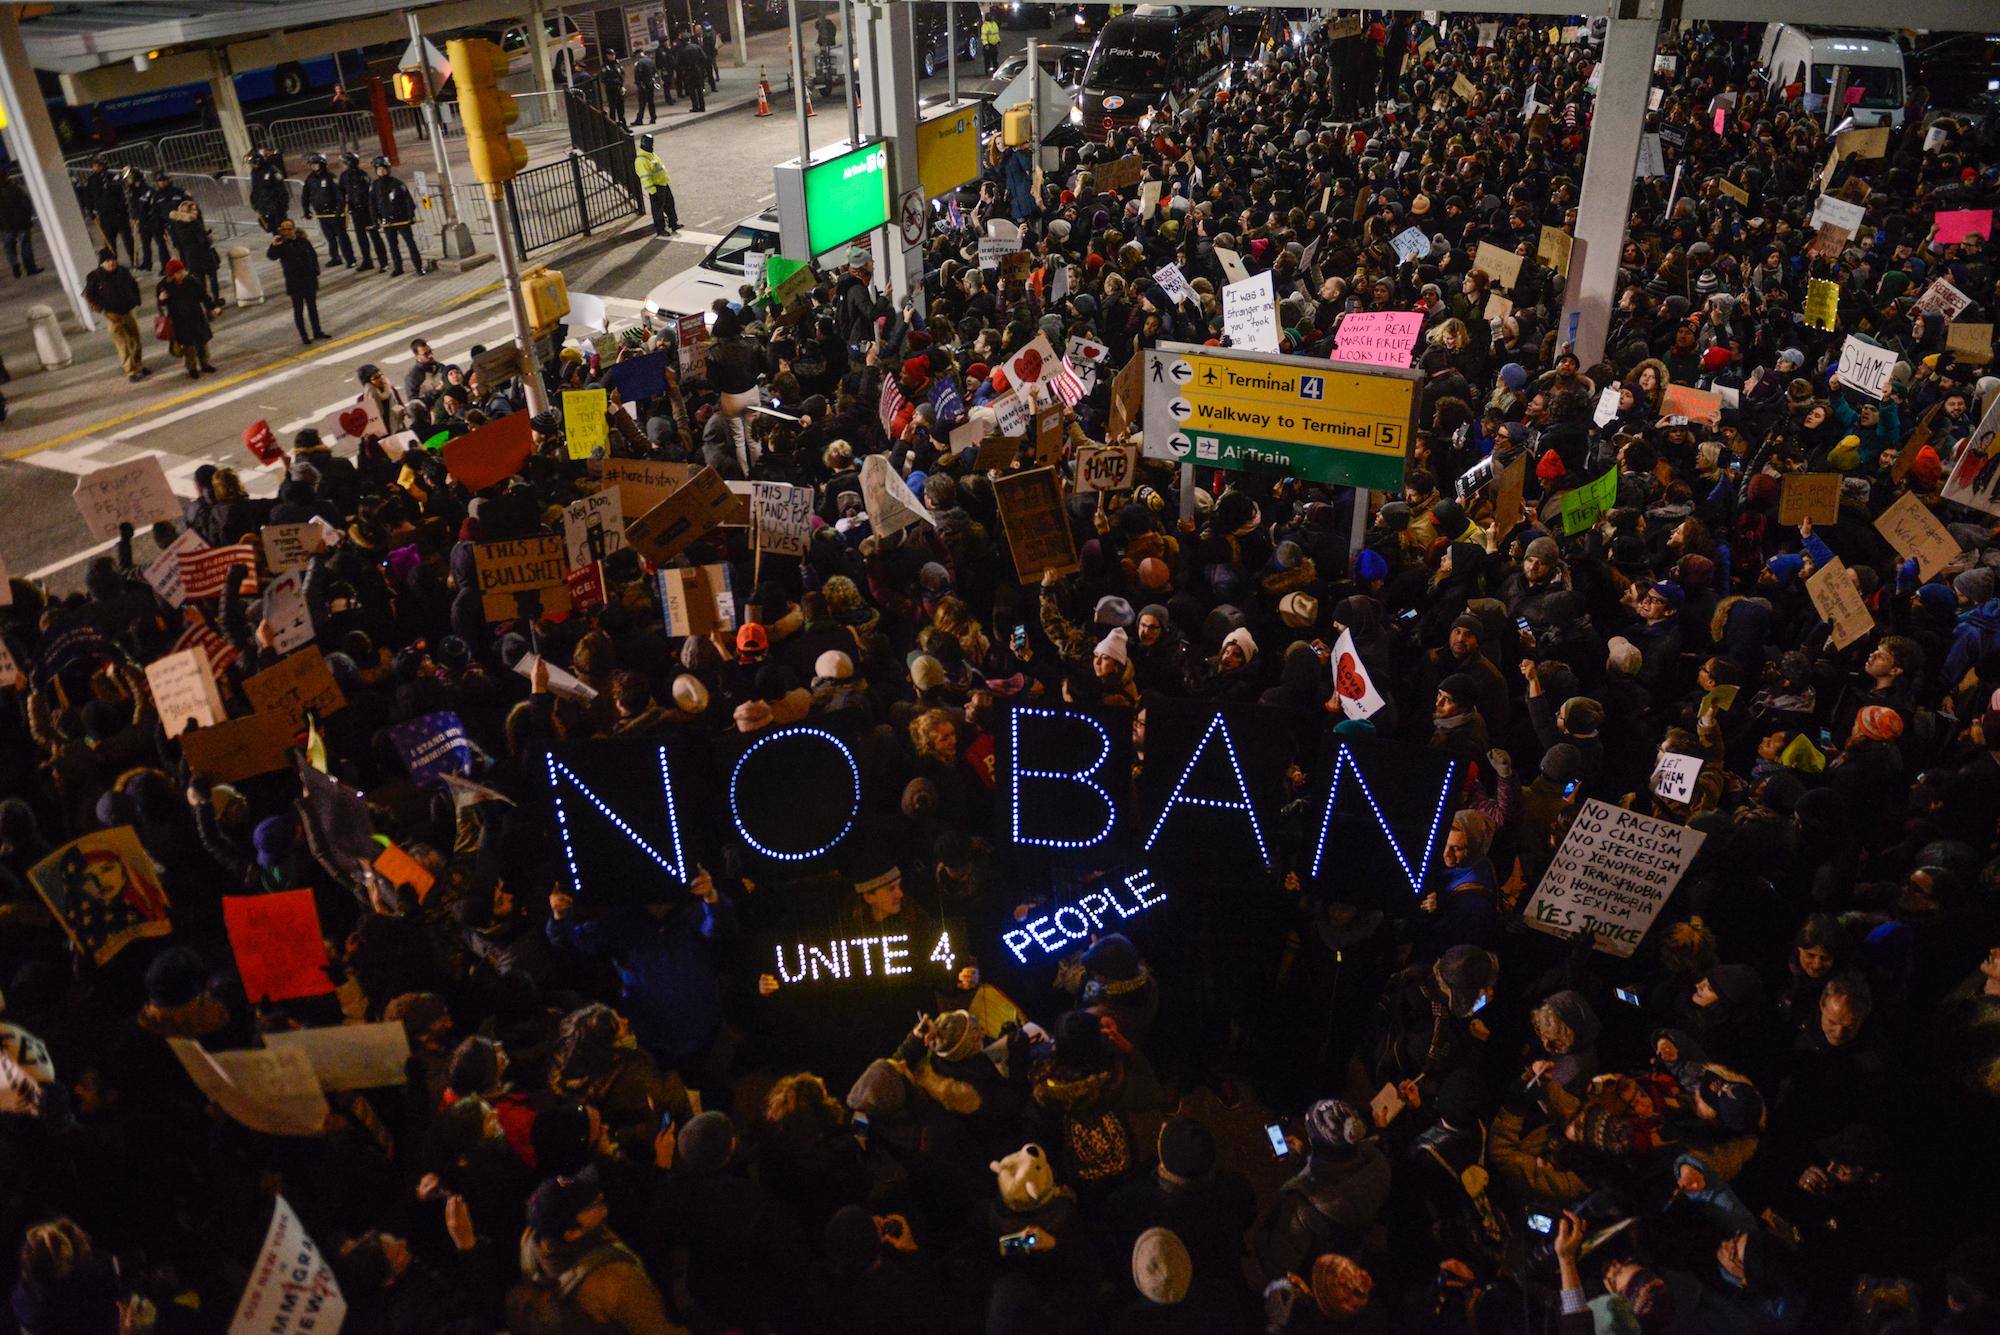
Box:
[406,9,475,258]
[487,185,549,418]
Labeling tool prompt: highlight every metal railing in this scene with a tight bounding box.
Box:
[158,129,235,177]
[64,140,162,179]
[263,111,374,166]
[164,174,305,240]
[502,141,640,254]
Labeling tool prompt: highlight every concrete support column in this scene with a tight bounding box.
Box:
[207,49,257,181]
[730,0,749,69]
[1570,10,1660,366]
[527,0,560,92]
[0,10,97,329]
[855,0,920,304]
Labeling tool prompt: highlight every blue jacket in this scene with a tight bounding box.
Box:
[546,894,737,1064]
[1945,598,2000,689]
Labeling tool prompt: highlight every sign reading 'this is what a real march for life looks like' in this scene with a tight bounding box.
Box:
[1141,341,1418,491]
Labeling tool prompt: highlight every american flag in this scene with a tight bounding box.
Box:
[947,198,965,233]
[878,377,906,436]
[1046,357,1088,409]
[178,543,259,601]
[173,619,237,678]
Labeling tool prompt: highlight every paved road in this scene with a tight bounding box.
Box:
[0,29,1044,592]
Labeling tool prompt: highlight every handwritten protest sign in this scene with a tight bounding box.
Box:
[1473,242,1523,290]
[1559,469,1619,536]
[388,710,471,785]
[626,466,736,564]
[1222,270,1282,352]
[1075,444,1138,493]
[182,712,296,783]
[1333,311,1423,368]
[1832,125,1888,162]
[859,455,932,538]
[1390,226,1430,265]
[1911,278,1973,322]
[1523,800,1707,956]
[169,1039,328,1138]
[1537,225,1573,275]
[562,490,627,570]
[72,457,180,540]
[1778,472,1842,526]
[601,459,692,516]
[1836,336,1896,400]
[264,1023,411,1093]
[1810,193,1865,237]
[1806,556,1875,650]
[994,467,1079,583]
[1873,491,1960,580]
[752,481,814,556]
[1659,383,1724,426]
[260,523,324,574]
[474,534,569,622]
[1936,209,1993,246]
[146,649,225,737]
[1108,355,1144,440]
[563,388,609,460]
[370,842,436,902]
[224,890,334,1003]
[1649,752,1704,804]
[1948,323,1993,366]
[243,646,346,728]
[262,571,313,654]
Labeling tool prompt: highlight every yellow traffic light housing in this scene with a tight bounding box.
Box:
[448,38,528,188]
[521,266,570,333]
[392,68,428,103]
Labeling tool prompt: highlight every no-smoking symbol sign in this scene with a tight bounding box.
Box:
[899,190,927,246]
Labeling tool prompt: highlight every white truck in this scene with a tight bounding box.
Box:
[1757,25,1908,128]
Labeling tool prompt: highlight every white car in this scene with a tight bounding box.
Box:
[643,209,859,318]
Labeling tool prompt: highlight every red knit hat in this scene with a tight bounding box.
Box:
[965,362,989,381]
[1701,345,1732,372]
[1536,450,1567,482]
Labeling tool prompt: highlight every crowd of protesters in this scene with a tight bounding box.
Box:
[3,11,2000,1335]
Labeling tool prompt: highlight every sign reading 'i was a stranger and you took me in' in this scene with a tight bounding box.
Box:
[1141,341,1420,491]
[524,703,1593,1004]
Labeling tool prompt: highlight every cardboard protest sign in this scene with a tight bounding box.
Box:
[178,543,259,601]
[72,456,180,540]
[1075,444,1138,493]
[223,890,333,1003]
[1810,193,1865,237]
[991,389,1030,438]
[1390,226,1430,265]
[442,409,533,491]
[264,1022,411,1093]
[1222,270,1282,353]
[1108,355,1145,440]
[1948,323,1994,366]
[657,563,737,637]
[28,826,172,965]
[975,434,1022,471]
[228,1197,344,1334]
[1453,73,1477,100]
[1559,469,1619,536]
[1484,292,1514,322]
[1138,179,1162,220]
[625,466,736,564]
[388,710,472,785]
[1716,178,1749,205]
[513,652,598,701]
[1659,383,1724,425]
[1522,800,1706,956]
[1874,491,1960,580]
[1806,556,1875,650]
[146,648,225,737]
[142,529,209,608]
[168,1040,328,1139]
[601,458,692,515]
[1489,454,1528,539]
[1033,401,1066,462]
[1649,752,1704,804]
[1836,336,1896,400]
[1214,246,1250,286]
[1832,125,1888,162]
[1333,311,1423,368]
[242,646,346,728]
[1536,225,1573,275]
[993,467,1079,583]
[182,712,296,783]
[752,481,814,556]
[1804,278,1840,331]
[562,388,610,461]
[1099,154,1144,191]
[1473,241,1523,290]
[859,454,933,538]
[1935,209,1992,246]
[369,842,436,902]
[1778,472,1842,526]
[562,490,627,570]
[1328,626,1385,720]
[259,523,324,574]
[474,534,570,623]
[262,570,314,654]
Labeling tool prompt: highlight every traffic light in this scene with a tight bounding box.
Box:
[448,38,527,186]
[392,68,428,103]
[521,266,569,333]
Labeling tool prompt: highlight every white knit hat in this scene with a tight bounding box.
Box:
[671,675,709,713]
[1093,627,1128,666]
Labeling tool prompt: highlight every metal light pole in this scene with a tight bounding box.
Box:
[787,0,811,166]
[946,0,958,105]
[405,9,473,257]
[485,182,549,417]
[841,0,860,146]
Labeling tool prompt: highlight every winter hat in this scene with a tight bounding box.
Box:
[526,1164,604,1239]
[1449,612,1484,640]
[144,946,211,1008]
[1094,627,1129,665]
[1916,583,1957,617]
[1157,1117,1217,1178]
[1559,696,1604,738]
[1765,553,1805,587]
[1648,581,1685,609]
[1539,742,1584,784]
[677,1110,735,1174]
[930,1009,984,1063]
[1222,626,1258,663]
[1697,1076,1763,1134]
[910,655,946,692]
[1437,672,1481,710]
[991,1143,1057,1210]
[1606,636,1643,676]
[901,777,938,818]
[1094,595,1135,627]
[1536,450,1568,482]
[1279,591,1318,628]
[1132,1229,1193,1305]
[1311,1254,1375,1319]
[671,675,710,713]
[1499,362,1530,391]
[814,650,855,682]
[847,1058,910,1115]
[1853,705,1903,742]
[1353,548,1388,581]
[1956,567,1998,604]
[1435,944,1498,1016]
[1082,932,1140,981]
[251,814,298,869]
[1213,490,1258,535]
[1525,535,1560,564]
[1305,1098,1366,1152]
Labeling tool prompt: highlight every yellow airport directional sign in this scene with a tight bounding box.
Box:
[1140,343,1418,489]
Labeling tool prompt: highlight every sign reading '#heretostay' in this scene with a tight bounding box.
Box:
[1141,342,1417,491]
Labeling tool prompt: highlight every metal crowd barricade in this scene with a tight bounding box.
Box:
[64,140,162,178]
[263,112,374,166]
[158,129,235,177]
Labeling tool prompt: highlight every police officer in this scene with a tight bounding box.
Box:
[633,48,657,124]
[84,159,134,262]
[981,9,1001,73]
[129,169,165,271]
[635,134,679,237]
[678,33,707,113]
[370,155,425,277]
[247,149,290,233]
[301,154,355,268]
[701,21,719,91]
[342,152,386,273]
[600,52,627,126]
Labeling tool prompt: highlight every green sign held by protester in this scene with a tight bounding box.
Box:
[1559,469,1619,536]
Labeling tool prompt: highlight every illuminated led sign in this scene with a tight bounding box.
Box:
[1002,869,1166,964]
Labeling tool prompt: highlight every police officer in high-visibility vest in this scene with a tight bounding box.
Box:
[981,10,1001,73]
[635,134,679,237]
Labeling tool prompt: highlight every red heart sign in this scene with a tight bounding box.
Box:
[1335,652,1367,700]
[1014,348,1044,383]
[338,407,371,439]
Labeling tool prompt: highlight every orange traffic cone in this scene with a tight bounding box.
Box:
[804,84,816,118]
[756,74,772,117]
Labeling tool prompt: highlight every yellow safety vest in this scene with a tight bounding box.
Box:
[981,19,1000,46]
[1108,3,1124,14]
[635,149,669,191]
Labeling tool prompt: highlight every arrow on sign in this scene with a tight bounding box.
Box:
[1169,360,1193,383]
[1168,398,1193,422]
[1169,433,1191,454]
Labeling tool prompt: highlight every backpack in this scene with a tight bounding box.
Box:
[1058,1105,1133,1184]
[1422,1134,1511,1266]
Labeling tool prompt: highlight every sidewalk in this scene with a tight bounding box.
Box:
[605,25,811,141]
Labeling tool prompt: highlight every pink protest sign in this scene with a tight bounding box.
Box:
[1332,311,1424,369]
[1712,105,1726,134]
[1842,85,1863,106]
[1936,210,1993,246]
